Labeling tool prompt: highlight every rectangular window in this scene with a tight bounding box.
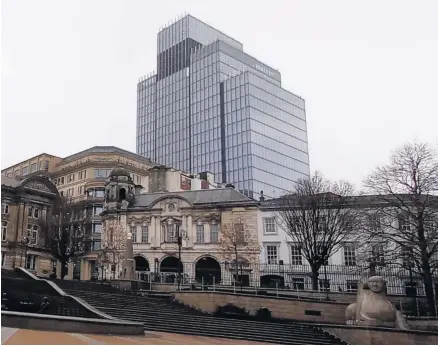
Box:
[371,244,385,265]
[30,163,37,173]
[1,252,5,267]
[33,208,39,219]
[398,214,411,232]
[292,277,305,290]
[22,166,29,176]
[2,221,7,241]
[368,214,381,232]
[210,224,219,243]
[93,206,103,216]
[92,241,101,251]
[166,224,179,242]
[343,244,357,266]
[131,226,137,243]
[92,223,102,234]
[263,217,276,234]
[141,226,148,243]
[1,203,9,214]
[401,245,414,267]
[290,245,302,265]
[266,245,278,264]
[26,254,36,270]
[346,280,358,292]
[28,206,33,217]
[26,225,38,245]
[95,189,105,198]
[196,224,205,243]
[44,161,49,171]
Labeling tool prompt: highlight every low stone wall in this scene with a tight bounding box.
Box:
[322,324,438,345]
[173,291,348,323]
[1,311,144,335]
[152,283,177,292]
[407,317,438,332]
[112,279,150,291]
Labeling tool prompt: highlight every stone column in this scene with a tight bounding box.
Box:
[80,259,89,281]
[187,215,193,247]
[42,206,48,222]
[65,262,74,280]
[16,202,26,242]
[150,216,155,245]
[155,216,161,247]
[204,223,211,244]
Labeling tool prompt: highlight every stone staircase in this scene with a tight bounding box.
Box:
[57,282,346,344]
[1,269,98,318]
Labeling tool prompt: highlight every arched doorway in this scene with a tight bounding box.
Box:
[160,256,182,273]
[134,256,150,271]
[195,256,221,285]
[160,256,183,284]
[260,274,285,289]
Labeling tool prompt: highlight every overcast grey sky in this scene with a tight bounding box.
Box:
[1,0,437,188]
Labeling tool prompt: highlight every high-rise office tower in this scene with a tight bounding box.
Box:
[137,14,310,199]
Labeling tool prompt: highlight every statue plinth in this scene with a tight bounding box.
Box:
[122,233,135,281]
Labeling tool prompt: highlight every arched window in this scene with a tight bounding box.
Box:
[119,188,126,201]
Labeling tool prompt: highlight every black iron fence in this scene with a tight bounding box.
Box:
[134,261,438,298]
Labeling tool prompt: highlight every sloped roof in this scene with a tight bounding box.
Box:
[133,188,253,207]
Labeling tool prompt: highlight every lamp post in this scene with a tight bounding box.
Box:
[177,228,187,290]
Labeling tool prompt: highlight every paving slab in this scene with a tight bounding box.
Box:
[1,328,268,345]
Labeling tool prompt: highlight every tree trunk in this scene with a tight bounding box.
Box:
[422,264,437,316]
[369,261,377,276]
[311,267,319,291]
[60,260,68,280]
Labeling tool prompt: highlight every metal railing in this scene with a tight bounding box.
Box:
[130,262,436,293]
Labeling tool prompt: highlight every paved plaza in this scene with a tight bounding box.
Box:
[1,327,268,345]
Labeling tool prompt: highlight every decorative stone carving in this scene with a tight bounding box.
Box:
[22,181,52,193]
[345,276,409,329]
[192,213,220,223]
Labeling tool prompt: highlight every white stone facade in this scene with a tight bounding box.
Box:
[257,203,438,295]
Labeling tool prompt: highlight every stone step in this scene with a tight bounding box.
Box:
[66,288,345,345]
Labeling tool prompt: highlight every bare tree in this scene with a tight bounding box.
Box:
[363,141,438,315]
[219,217,259,288]
[41,198,87,279]
[277,171,361,290]
[101,219,126,279]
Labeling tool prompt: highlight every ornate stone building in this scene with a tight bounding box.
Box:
[1,175,60,276]
[2,146,219,281]
[101,167,261,285]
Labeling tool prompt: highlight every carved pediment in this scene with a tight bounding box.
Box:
[193,213,221,223]
[128,215,151,225]
[22,181,52,193]
[160,216,182,224]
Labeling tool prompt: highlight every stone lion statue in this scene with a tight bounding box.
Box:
[345,276,409,329]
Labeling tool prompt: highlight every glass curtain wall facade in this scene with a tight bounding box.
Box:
[137,15,310,199]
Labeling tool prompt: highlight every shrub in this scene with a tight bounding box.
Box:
[255,307,272,321]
